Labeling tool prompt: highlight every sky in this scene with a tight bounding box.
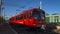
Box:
[2,0,60,18]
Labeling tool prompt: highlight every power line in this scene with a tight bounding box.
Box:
[2,2,26,18]
[2,2,26,8]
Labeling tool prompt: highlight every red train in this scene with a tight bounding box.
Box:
[9,8,45,30]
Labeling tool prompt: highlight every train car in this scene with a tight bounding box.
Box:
[9,8,45,30]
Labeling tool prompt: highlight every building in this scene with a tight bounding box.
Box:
[45,14,60,23]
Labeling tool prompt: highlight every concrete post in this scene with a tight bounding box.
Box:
[53,16,54,23]
[59,16,60,22]
[50,15,51,23]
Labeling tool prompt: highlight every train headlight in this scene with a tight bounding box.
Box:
[42,17,44,19]
[19,22,23,24]
[34,17,37,19]
[33,24,36,26]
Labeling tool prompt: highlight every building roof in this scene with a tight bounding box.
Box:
[46,14,60,17]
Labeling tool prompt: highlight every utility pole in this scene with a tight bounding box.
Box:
[0,0,2,16]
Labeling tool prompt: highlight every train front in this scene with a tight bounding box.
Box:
[29,9,45,29]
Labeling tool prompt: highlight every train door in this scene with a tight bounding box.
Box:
[23,11,33,26]
[23,12,30,26]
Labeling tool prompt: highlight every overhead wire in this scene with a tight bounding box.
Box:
[2,2,26,8]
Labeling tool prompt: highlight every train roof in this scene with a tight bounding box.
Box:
[11,8,45,18]
[20,8,45,14]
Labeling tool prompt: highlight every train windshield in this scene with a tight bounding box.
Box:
[31,10,44,19]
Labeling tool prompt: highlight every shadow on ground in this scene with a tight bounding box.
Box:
[13,23,59,34]
[0,17,18,34]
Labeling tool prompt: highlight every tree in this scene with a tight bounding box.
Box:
[45,13,49,16]
[52,13,59,15]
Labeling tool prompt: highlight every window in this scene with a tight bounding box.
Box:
[24,15,26,19]
[16,15,23,20]
[9,17,14,20]
[32,10,44,19]
[45,17,50,23]
[29,12,32,18]
[54,16,59,23]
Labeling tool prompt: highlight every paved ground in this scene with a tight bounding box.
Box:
[0,23,60,34]
[13,23,58,34]
[0,18,18,34]
[13,27,58,34]
[0,23,18,34]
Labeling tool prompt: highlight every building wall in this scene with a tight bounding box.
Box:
[45,15,60,23]
[59,17,60,22]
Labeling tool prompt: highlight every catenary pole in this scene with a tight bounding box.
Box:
[40,1,42,9]
[0,0,2,16]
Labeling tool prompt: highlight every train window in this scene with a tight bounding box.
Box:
[32,10,44,19]
[29,12,32,18]
[40,13,44,19]
[9,17,14,20]
[16,15,23,20]
[24,15,26,19]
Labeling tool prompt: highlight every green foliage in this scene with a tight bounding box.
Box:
[52,13,59,15]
